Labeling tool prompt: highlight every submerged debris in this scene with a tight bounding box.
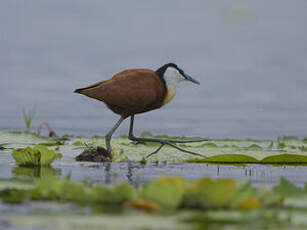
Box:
[75,147,112,162]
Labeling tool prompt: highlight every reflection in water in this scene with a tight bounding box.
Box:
[12,166,61,178]
[126,161,133,184]
[7,162,307,188]
[72,162,307,187]
[125,161,146,186]
[103,162,112,184]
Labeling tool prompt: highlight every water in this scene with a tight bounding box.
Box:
[1,0,307,139]
[1,160,307,188]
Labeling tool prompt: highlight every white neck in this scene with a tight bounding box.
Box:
[161,67,185,106]
[163,67,184,90]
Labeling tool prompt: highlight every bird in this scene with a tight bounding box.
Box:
[74,63,206,158]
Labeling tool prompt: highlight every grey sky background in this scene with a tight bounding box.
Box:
[1,0,307,139]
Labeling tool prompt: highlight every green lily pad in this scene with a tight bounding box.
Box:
[12,145,62,167]
[188,154,259,163]
[274,177,306,197]
[92,183,136,205]
[30,173,90,203]
[38,141,65,146]
[261,154,307,164]
[72,141,84,146]
[141,177,185,210]
[197,178,236,208]
[3,131,307,164]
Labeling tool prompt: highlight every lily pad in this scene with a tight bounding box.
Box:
[141,177,185,210]
[261,154,307,164]
[274,177,306,197]
[197,178,236,208]
[188,154,259,163]
[92,183,136,205]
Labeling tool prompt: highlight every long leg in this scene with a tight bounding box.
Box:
[106,116,125,152]
[128,115,206,157]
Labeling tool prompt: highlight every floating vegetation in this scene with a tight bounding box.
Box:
[0,175,283,211]
[3,131,307,229]
[3,131,307,164]
[188,154,307,164]
[38,141,65,146]
[0,175,304,229]
[12,145,62,167]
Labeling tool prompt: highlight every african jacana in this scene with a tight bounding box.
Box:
[75,63,206,157]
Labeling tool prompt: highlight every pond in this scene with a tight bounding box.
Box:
[1,1,307,229]
[3,161,307,188]
[1,132,307,229]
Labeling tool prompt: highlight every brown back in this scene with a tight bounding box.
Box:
[76,69,166,118]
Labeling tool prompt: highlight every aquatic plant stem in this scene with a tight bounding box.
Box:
[23,106,36,133]
[128,115,206,158]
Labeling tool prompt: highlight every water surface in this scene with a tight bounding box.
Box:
[1,1,307,139]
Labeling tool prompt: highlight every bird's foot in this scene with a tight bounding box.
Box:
[129,135,208,144]
[128,135,206,158]
[146,141,205,158]
[131,140,145,145]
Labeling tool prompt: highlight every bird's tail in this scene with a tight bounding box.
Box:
[74,88,84,94]
[74,80,106,94]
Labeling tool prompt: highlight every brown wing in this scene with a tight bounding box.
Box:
[75,69,166,117]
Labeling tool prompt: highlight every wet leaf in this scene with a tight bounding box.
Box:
[92,183,136,205]
[274,177,306,197]
[261,154,307,164]
[197,178,236,208]
[72,141,83,146]
[231,181,255,208]
[38,141,65,146]
[30,172,91,203]
[3,131,307,164]
[141,177,185,210]
[12,145,62,167]
[132,199,161,212]
[236,198,261,209]
[0,189,29,203]
[188,154,259,163]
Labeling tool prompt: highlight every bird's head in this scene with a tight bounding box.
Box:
[155,63,200,87]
